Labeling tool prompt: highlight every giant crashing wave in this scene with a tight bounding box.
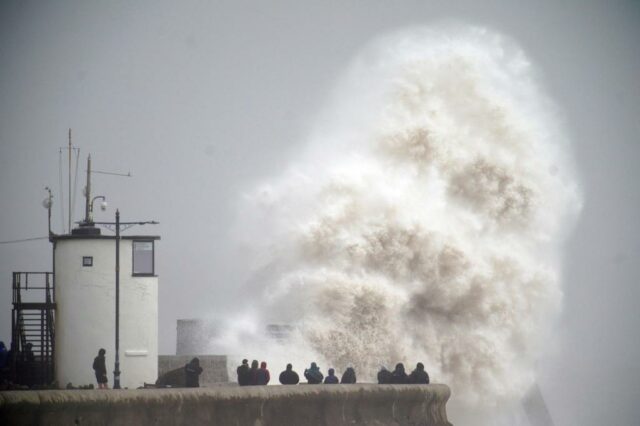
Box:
[231,25,581,406]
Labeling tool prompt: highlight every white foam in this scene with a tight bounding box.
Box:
[223,25,581,407]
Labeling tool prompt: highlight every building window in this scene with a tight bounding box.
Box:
[82,256,93,267]
[132,240,154,276]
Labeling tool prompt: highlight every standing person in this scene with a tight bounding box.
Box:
[185,357,203,388]
[249,360,260,385]
[237,359,250,386]
[23,343,35,363]
[0,341,7,370]
[93,348,108,389]
[377,366,392,384]
[340,367,356,384]
[304,362,323,384]
[408,362,430,384]
[323,368,339,384]
[0,341,8,383]
[256,361,270,385]
[390,363,408,384]
[279,363,299,385]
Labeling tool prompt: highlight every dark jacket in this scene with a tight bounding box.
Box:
[304,363,323,384]
[93,353,108,384]
[237,362,250,386]
[408,363,430,384]
[324,368,338,384]
[249,360,260,385]
[0,342,8,369]
[377,367,392,384]
[279,366,300,385]
[256,362,270,385]
[185,358,203,388]
[340,367,356,384]
[390,363,408,384]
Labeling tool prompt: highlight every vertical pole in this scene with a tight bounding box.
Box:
[114,209,121,389]
[45,187,52,238]
[68,129,72,233]
[84,155,92,224]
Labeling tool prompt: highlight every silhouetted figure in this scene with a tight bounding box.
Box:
[304,362,323,384]
[0,342,7,370]
[324,368,339,384]
[185,357,203,387]
[390,363,408,384]
[237,359,250,386]
[408,362,430,384]
[249,360,260,385]
[256,361,270,385]
[0,341,8,383]
[340,367,356,384]
[6,341,19,384]
[279,363,300,385]
[23,343,35,363]
[93,348,108,389]
[377,366,392,384]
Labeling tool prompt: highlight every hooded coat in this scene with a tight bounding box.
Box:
[340,367,356,384]
[256,361,270,385]
[249,360,260,385]
[408,363,430,384]
[323,368,339,384]
[185,358,203,387]
[93,349,108,384]
[304,362,323,384]
[377,367,392,384]
[390,363,408,384]
[279,364,300,385]
[237,360,250,386]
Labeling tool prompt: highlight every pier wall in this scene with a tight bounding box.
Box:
[0,384,452,426]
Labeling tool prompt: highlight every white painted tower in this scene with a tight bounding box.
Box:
[53,233,159,389]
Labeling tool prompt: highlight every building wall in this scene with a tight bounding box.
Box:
[54,238,158,389]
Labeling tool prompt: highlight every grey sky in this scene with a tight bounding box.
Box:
[1,1,639,425]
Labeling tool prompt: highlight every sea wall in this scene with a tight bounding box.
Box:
[0,384,452,426]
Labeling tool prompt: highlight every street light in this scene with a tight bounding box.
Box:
[94,212,158,389]
[42,187,53,238]
[89,196,107,223]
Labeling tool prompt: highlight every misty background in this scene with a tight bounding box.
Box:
[0,1,638,425]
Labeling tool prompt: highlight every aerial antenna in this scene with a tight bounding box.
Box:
[58,129,80,233]
[58,128,80,232]
[80,154,131,226]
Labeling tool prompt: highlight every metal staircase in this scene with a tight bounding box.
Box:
[11,272,56,386]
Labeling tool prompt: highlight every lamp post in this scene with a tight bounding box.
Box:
[94,213,158,389]
[114,209,121,389]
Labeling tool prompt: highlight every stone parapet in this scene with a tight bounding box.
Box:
[0,384,452,426]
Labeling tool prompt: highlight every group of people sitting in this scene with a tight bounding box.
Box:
[377,362,430,384]
[236,359,429,385]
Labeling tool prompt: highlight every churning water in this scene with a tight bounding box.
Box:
[223,25,581,410]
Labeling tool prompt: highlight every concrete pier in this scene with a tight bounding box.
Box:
[0,384,452,426]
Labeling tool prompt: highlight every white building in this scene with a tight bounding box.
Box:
[53,227,159,389]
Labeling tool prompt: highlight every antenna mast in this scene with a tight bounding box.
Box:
[84,154,92,224]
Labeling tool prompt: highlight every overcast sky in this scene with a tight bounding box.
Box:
[1,1,639,425]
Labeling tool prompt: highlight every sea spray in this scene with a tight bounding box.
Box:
[222,25,581,406]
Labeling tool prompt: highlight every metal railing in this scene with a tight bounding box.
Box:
[11,272,56,386]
